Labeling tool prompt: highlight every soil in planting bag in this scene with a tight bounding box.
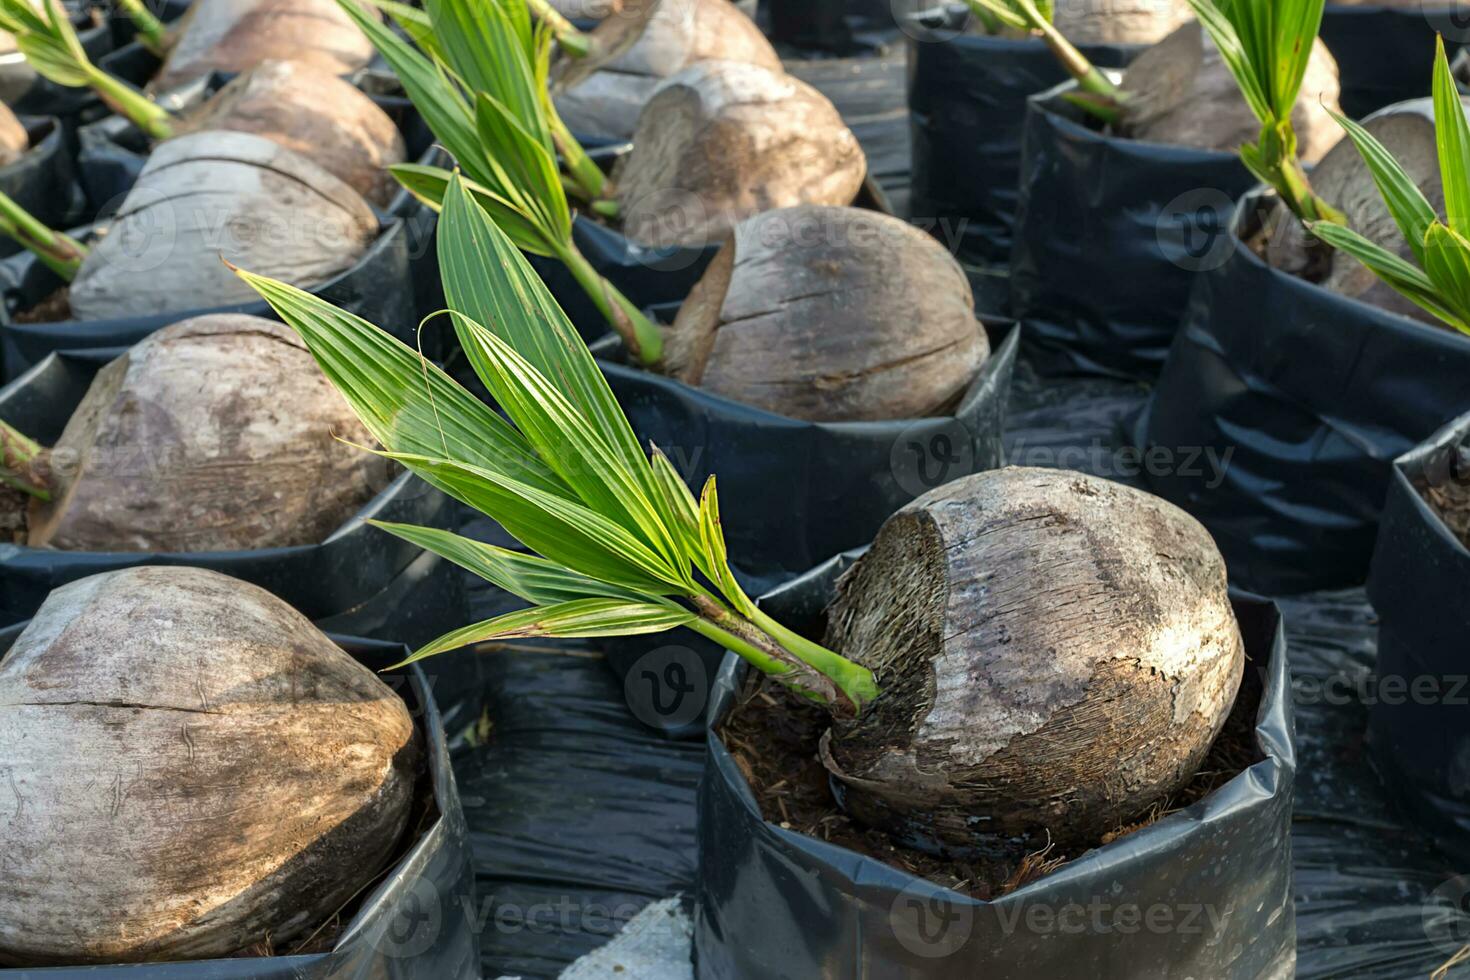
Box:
[0,347,485,728]
[1136,189,1470,594]
[0,215,414,381]
[0,14,112,137]
[1365,410,1470,867]
[0,115,89,260]
[0,625,481,979]
[1319,5,1465,119]
[1009,85,1251,380]
[907,5,1141,266]
[694,553,1296,980]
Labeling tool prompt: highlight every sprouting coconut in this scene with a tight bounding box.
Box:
[1265,99,1444,324]
[1119,21,1341,158]
[819,467,1245,852]
[0,99,28,166]
[553,0,782,141]
[152,0,377,91]
[0,565,419,965]
[613,61,867,249]
[173,59,407,206]
[68,130,377,320]
[1,314,392,552]
[662,205,988,421]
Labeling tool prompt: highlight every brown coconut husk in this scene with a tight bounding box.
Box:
[1263,98,1447,326]
[0,565,420,965]
[0,99,29,168]
[966,0,1192,43]
[151,0,377,92]
[662,205,989,421]
[21,315,393,553]
[554,0,781,141]
[613,61,867,249]
[819,467,1245,854]
[1121,21,1342,160]
[175,59,406,207]
[68,130,377,321]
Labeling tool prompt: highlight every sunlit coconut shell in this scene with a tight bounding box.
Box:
[554,0,782,141]
[177,59,406,207]
[25,315,392,553]
[614,60,867,249]
[1121,21,1341,160]
[152,0,377,92]
[0,99,28,167]
[69,130,377,321]
[821,466,1245,854]
[1052,0,1193,45]
[663,205,988,421]
[0,565,419,965]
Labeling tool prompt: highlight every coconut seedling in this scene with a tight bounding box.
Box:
[0,0,407,205]
[0,565,419,964]
[0,314,392,550]
[963,0,1341,160]
[1304,38,1470,337]
[343,0,864,366]
[231,173,1245,862]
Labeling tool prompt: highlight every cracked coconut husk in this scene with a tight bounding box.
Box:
[0,566,421,965]
[613,60,866,250]
[808,467,1245,856]
[553,0,782,142]
[660,205,989,422]
[8,314,392,553]
[68,130,376,321]
[172,59,406,208]
[1259,99,1454,328]
[151,0,376,92]
[1119,21,1342,159]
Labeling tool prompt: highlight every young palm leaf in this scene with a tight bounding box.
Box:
[961,0,1126,119]
[233,172,878,714]
[115,0,170,57]
[1308,36,1470,335]
[1184,0,1343,224]
[337,0,666,364]
[0,0,173,138]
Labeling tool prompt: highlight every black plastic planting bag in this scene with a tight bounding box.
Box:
[766,0,893,52]
[1366,411,1470,866]
[0,348,485,727]
[1009,86,1251,380]
[907,6,1139,265]
[0,117,89,260]
[0,216,414,381]
[0,627,481,980]
[694,555,1296,980]
[1137,189,1470,595]
[1320,5,1464,119]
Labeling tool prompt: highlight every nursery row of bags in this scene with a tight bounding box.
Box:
[0,0,1468,978]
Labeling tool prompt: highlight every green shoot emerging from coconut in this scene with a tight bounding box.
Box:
[961,0,1129,120]
[339,0,668,365]
[0,190,86,279]
[115,0,170,56]
[233,173,878,715]
[1307,37,1470,336]
[1181,0,1343,224]
[0,0,173,138]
